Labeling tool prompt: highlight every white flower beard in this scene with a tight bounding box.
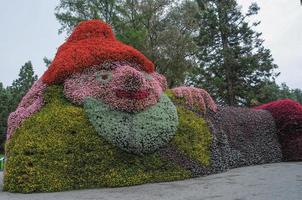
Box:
[84,94,179,154]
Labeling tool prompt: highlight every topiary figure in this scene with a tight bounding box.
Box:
[3,20,299,193]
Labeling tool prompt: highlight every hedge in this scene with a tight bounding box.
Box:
[207,106,282,169]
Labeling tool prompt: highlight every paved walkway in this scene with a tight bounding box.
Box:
[0,162,301,200]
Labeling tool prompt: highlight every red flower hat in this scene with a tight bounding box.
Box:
[42,20,154,84]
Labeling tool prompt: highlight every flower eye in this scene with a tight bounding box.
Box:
[96,70,112,84]
[142,72,153,80]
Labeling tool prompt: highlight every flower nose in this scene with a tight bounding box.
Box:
[122,71,144,91]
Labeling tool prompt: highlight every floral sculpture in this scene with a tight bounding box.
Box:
[4,20,301,193]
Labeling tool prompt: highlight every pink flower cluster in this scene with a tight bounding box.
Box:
[7,79,47,139]
[64,62,166,112]
[171,86,217,113]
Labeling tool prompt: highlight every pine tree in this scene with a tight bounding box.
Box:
[0,83,10,152]
[190,0,279,106]
[8,61,38,105]
[249,81,302,106]
[43,57,52,68]
[292,88,302,104]
[0,61,38,152]
[55,0,121,34]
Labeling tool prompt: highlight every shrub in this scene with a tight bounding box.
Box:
[207,107,282,169]
[255,99,302,136]
[255,99,302,161]
[280,133,302,161]
[4,86,190,193]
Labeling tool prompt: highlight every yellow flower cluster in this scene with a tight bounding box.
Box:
[172,106,212,166]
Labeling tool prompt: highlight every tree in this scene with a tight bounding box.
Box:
[248,80,280,106]
[190,0,279,106]
[115,0,199,87]
[0,83,11,152]
[0,61,38,153]
[277,83,302,104]
[43,57,52,68]
[8,61,38,105]
[152,0,199,87]
[278,83,295,100]
[249,81,302,106]
[54,0,198,87]
[55,0,121,34]
[292,88,302,104]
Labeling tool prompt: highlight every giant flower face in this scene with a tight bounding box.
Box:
[63,61,177,154]
[64,61,167,112]
[39,20,178,154]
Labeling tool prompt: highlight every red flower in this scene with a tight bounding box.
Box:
[42,20,154,84]
[116,89,149,100]
[255,99,302,161]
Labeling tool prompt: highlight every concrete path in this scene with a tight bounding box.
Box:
[0,162,301,200]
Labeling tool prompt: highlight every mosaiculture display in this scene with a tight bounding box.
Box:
[4,20,302,193]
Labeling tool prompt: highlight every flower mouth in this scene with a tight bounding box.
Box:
[116,89,149,100]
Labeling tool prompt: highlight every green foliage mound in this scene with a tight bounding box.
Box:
[3,86,190,193]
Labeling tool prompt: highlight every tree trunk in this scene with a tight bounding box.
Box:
[217,0,235,106]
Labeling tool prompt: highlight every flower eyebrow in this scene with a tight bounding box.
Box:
[101,61,114,70]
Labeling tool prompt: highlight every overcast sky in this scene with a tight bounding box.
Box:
[0,0,301,88]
